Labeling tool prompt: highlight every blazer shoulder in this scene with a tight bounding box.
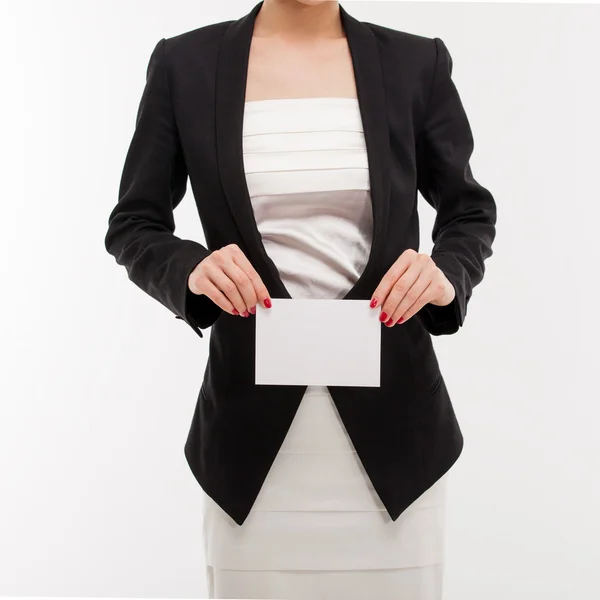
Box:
[364,21,437,62]
[162,19,233,60]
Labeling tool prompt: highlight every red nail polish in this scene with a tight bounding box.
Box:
[398,317,404,323]
[242,310,250,317]
[385,318,394,326]
[249,306,256,315]
[264,298,272,309]
[232,309,239,316]
[379,312,388,322]
[370,298,378,308]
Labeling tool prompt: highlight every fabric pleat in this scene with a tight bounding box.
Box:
[206,563,445,600]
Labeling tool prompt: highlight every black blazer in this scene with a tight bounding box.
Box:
[104,0,496,526]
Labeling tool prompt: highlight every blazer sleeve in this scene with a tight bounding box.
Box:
[104,38,223,339]
[415,37,497,336]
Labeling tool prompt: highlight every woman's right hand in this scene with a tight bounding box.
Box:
[187,244,272,317]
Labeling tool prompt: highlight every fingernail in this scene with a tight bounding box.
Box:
[232,309,239,316]
[385,318,394,327]
[398,317,404,324]
[249,306,256,315]
[370,298,378,308]
[379,312,388,322]
[243,310,250,317]
[264,298,272,309]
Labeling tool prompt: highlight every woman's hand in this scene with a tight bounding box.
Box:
[188,244,272,317]
[370,249,455,327]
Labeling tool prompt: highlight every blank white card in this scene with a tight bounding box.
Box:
[255,299,381,387]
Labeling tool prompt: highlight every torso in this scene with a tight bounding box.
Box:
[245,35,358,101]
[200,18,452,575]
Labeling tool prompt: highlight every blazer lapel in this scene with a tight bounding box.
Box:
[215,0,390,300]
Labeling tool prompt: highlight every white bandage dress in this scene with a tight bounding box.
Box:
[201,97,450,600]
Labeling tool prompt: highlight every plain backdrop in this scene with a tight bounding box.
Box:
[1,1,599,599]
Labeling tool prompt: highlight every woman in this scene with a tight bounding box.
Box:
[104,0,497,598]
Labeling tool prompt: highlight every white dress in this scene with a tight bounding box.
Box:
[201,97,450,599]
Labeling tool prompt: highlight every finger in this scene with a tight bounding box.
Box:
[230,247,272,309]
[388,272,435,325]
[207,266,249,316]
[194,277,237,315]
[220,260,260,315]
[395,282,438,325]
[380,261,423,323]
[370,250,415,312]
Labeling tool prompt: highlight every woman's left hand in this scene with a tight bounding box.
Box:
[370,249,456,327]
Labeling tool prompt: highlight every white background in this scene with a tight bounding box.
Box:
[1,1,599,599]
